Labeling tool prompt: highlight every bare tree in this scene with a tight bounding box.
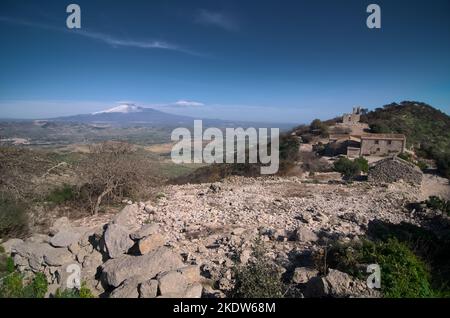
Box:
[77,141,156,215]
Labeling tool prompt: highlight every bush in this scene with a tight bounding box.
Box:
[325,239,434,298]
[45,184,76,205]
[333,157,361,179]
[0,272,48,298]
[354,157,369,173]
[54,283,94,298]
[0,198,29,239]
[425,196,450,215]
[310,119,329,137]
[231,240,284,298]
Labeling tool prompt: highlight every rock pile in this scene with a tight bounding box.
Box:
[1,204,207,298]
[368,156,423,185]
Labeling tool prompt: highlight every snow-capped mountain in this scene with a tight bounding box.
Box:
[92,104,144,115]
[50,104,196,127]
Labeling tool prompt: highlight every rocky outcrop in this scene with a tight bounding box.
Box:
[1,204,207,298]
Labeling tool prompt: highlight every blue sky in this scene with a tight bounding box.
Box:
[0,0,449,123]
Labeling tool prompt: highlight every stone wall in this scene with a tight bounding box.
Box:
[368,156,423,185]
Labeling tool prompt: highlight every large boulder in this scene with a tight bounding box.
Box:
[50,230,82,248]
[12,242,53,271]
[111,204,140,232]
[43,248,74,266]
[49,217,72,236]
[137,233,166,255]
[139,279,159,298]
[1,238,24,254]
[184,283,203,298]
[109,276,142,298]
[130,223,160,240]
[157,270,188,296]
[102,247,184,287]
[177,265,201,284]
[104,223,134,259]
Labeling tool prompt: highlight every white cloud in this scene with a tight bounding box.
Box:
[0,16,199,56]
[172,100,205,107]
[195,9,239,31]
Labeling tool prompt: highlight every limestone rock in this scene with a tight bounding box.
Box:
[111,204,140,231]
[50,230,81,248]
[292,267,318,284]
[110,276,141,298]
[43,248,74,266]
[184,283,203,298]
[49,217,72,236]
[293,226,318,243]
[177,265,201,284]
[139,279,158,298]
[104,223,134,259]
[130,223,160,240]
[1,238,24,254]
[102,247,183,287]
[157,270,188,296]
[137,233,166,255]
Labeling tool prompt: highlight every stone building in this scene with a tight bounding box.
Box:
[359,133,406,156]
[368,156,423,185]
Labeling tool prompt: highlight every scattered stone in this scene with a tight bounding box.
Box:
[293,226,318,243]
[292,267,319,284]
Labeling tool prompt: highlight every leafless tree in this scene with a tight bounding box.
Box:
[77,141,156,215]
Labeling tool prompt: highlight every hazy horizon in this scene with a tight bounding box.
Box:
[1,0,450,123]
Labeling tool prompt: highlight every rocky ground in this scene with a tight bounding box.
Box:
[1,174,448,298]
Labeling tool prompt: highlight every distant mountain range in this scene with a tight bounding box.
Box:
[48,103,293,129]
[50,104,198,127]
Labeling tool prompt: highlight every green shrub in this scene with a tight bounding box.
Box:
[231,240,284,298]
[326,239,434,298]
[354,157,369,173]
[0,272,24,298]
[54,283,94,298]
[0,198,29,239]
[0,271,48,298]
[46,184,76,205]
[333,157,361,179]
[425,196,450,215]
[310,119,329,137]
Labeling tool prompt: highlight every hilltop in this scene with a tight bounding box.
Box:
[361,101,450,178]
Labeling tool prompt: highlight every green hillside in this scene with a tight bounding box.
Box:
[361,101,450,178]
